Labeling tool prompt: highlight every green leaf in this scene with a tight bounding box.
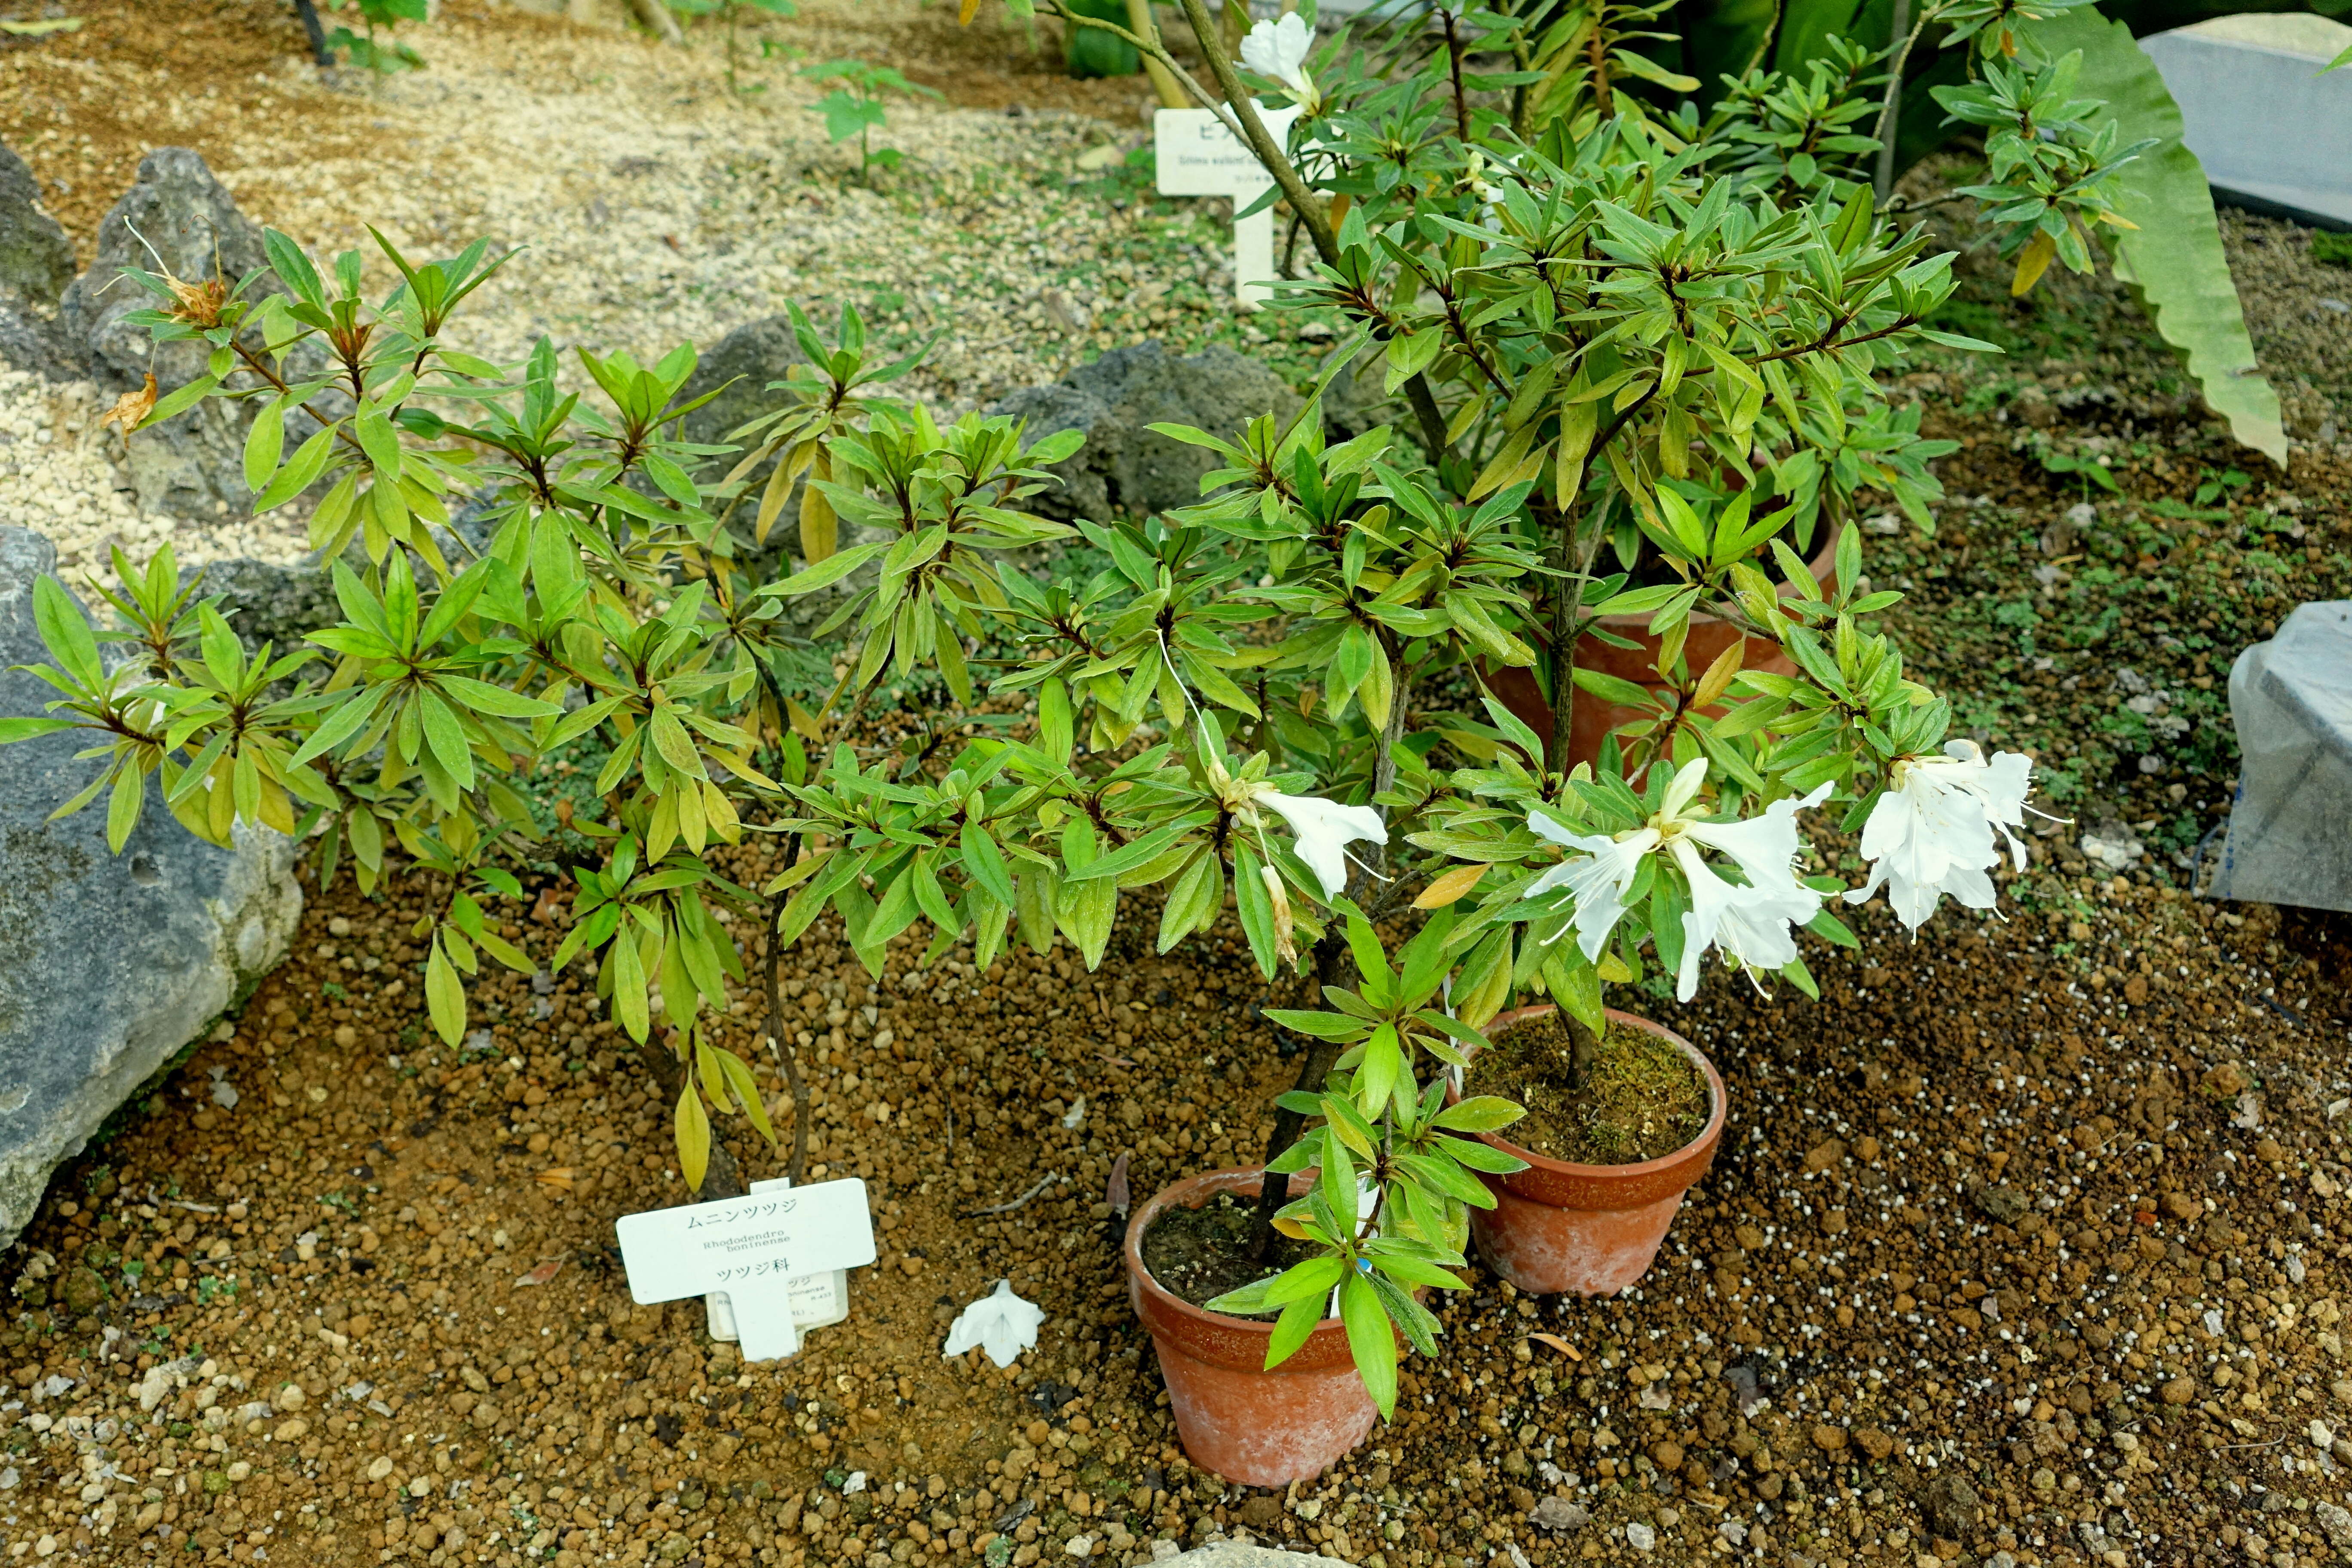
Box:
[1431,1095,1526,1133]
[1338,1271,1398,1419]
[425,936,466,1048]
[140,374,220,430]
[31,577,101,686]
[675,1078,711,1193]
[1262,1009,1366,1041]
[2034,7,2286,465]
[242,400,286,494]
[254,424,337,513]
[104,765,143,852]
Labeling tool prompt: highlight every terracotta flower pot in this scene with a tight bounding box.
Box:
[1455,1005,1726,1297]
[1485,533,1839,771]
[1124,1167,1377,1487]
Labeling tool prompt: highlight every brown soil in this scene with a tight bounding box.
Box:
[1471,1012,1710,1167]
[1137,1190,1314,1315]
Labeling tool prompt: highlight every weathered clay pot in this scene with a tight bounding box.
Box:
[1485,533,1838,770]
[1456,1005,1726,1296]
[1125,1167,1376,1486]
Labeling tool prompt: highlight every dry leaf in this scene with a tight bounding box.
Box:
[1415,862,1489,909]
[99,373,157,442]
[1106,1151,1131,1218]
[1527,1332,1581,1361]
[535,1167,576,1193]
[514,1259,563,1288]
[1638,1382,1671,1410]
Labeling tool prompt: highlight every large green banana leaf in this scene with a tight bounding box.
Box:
[2034,5,2289,464]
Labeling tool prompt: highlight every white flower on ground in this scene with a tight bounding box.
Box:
[1239,12,1317,104]
[1845,740,2041,930]
[1253,789,1385,900]
[943,1279,1044,1369]
[1524,760,1831,999]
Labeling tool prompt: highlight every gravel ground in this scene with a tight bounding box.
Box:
[0,825,2344,1568]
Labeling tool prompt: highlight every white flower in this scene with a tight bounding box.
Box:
[1524,760,1830,998]
[1239,12,1315,100]
[1525,814,1659,962]
[1845,740,2040,930]
[943,1279,1044,1369]
[1668,838,1817,1001]
[1253,789,1385,900]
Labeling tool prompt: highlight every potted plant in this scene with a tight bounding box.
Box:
[1124,906,1528,1485]
[14,0,2086,1479]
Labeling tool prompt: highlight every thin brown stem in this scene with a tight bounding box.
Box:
[1873,2,1935,205]
[1441,9,1472,143]
[1171,0,1339,268]
[762,883,810,1184]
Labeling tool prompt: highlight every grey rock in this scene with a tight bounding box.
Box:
[1165,1544,1348,1567]
[1922,1469,1982,1538]
[58,148,283,519]
[184,555,340,656]
[676,312,808,461]
[0,526,302,1252]
[2315,1501,2352,1550]
[0,303,75,381]
[1531,1496,1589,1532]
[0,143,74,310]
[0,143,78,378]
[987,340,1302,521]
[1973,1183,2029,1224]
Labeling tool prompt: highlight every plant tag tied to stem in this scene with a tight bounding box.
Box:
[615,1177,877,1363]
[1152,105,1301,308]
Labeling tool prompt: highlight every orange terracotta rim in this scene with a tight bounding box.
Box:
[1458,1004,1727,1213]
[1124,1167,1359,1378]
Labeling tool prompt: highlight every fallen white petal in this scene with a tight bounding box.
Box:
[943,1279,1045,1369]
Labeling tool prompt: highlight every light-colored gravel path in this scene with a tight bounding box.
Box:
[2,0,1268,579]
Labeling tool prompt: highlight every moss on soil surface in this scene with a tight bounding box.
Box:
[1472,1012,1709,1166]
[1137,1190,1313,1315]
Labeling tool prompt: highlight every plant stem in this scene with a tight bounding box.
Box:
[762,883,811,1184]
[1247,928,1349,1260]
[1126,0,1189,109]
[1547,524,1578,771]
[1441,8,1472,144]
[1040,2,1240,136]
[628,0,685,45]
[1873,0,1933,205]
[293,0,332,65]
[1172,0,1338,266]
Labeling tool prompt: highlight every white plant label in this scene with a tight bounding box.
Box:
[615,1178,876,1363]
[1153,105,1303,308]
